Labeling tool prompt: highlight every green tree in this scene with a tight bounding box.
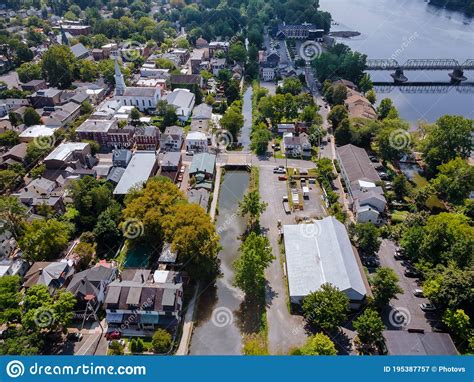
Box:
[19,219,72,261]
[78,60,99,82]
[0,275,21,323]
[401,212,473,269]
[23,107,41,126]
[421,115,473,173]
[296,333,337,355]
[281,77,302,96]
[108,340,125,355]
[352,222,381,256]
[162,105,178,129]
[392,174,412,200]
[332,84,347,105]
[220,103,243,142]
[17,61,42,83]
[366,89,376,105]
[334,118,352,145]
[377,98,396,120]
[371,267,403,308]
[233,232,274,299]
[353,308,385,350]
[302,283,349,332]
[0,196,27,238]
[375,119,411,162]
[131,107,141,126]
[251,125,272,155]
[442,309,471,341]
[0,130,20,147]
[423,265,473,312]
[41,45,77,89]
[328,105,348,129]
[431,157,474,205]
[152,329,172,353]
[229,42,247,63]
[30,164,46,179]
[238,190,268,228]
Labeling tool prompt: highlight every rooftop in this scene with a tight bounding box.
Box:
[337,144,380,184]
[113,152,157,195]
[283,216,367,302]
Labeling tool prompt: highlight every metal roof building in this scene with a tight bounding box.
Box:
[283,216,367,307]
[113,152,157,195]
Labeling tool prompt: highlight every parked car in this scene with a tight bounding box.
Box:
[394,252,406,260]
[105,330,121,340]
[404,268,420,278]
[362,258,379,268]
[401,260,413,268]
[413,289,424,297]
[420,303,436,312]
[369,155,378,162]
[186,151,194,156]
[67,332,83,342]
[278,176,287,181]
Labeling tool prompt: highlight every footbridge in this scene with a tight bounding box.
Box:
[365,59,474,83]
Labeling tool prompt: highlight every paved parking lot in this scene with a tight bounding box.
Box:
[378,239,437,332]
[259,166,330,354]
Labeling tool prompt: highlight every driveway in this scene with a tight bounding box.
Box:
[378,239,436,332]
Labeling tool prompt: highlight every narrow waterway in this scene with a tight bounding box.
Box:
[189,171,249,355]
[320,0,474,124]
[240,86,253,150]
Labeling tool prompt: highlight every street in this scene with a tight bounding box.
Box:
[378,239,437,332]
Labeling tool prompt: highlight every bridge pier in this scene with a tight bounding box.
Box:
[390,68,408,83]
[449,68,467,83]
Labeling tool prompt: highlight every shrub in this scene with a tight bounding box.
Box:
[151,329,172,353]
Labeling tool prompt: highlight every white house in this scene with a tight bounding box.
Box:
[166,89,195,123]
[185,131,208,152]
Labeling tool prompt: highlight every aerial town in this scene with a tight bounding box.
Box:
[0,0,472,360]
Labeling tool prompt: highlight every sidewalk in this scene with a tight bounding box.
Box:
[175,284,200,355]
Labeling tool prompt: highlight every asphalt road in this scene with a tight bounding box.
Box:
[378,239,437,332]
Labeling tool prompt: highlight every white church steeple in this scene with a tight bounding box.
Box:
[114,58,126,96]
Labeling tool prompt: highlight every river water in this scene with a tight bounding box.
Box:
[189,171,249,355]
[320,0,474,124]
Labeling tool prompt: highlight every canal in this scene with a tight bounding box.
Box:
[240,86,253,151]
[189,170,249,355]
[320,0,474,124]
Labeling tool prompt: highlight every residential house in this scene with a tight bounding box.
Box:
[23,261,75,294]
[1,143,27,168]
[170,74,203,90]
[210,58,226,76]
[43,102,81,128]
[191,103,212,132]
[277,123,296,135]
[283,217,368,309]
[107,126,135,149]
[160,151,182,180]
[345,88,377,120]
[134,125,161,151]
[112,149,132,168]
[169,48,190,65]
[21,79,47,92]
[208,41,229,58]
[276,23,324,41]
[28,88,62,108]
[166,89,195,123]
[185,131,208,152]
[159,125,184,152]
[189,152,216,190]
[190,50,205,74]
[19,125,57,143]
[67,265,117,316]
[70,43,89,59]
[44,142,91,170]
[337,144,387,223]
[196,37,209,49]
[282,132,311,158]
[261,64,276,81]
[104,269,183,333]
[17,176,64,213]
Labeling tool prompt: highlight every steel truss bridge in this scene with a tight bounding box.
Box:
[366,59,474,71]
[373,82,474,94]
